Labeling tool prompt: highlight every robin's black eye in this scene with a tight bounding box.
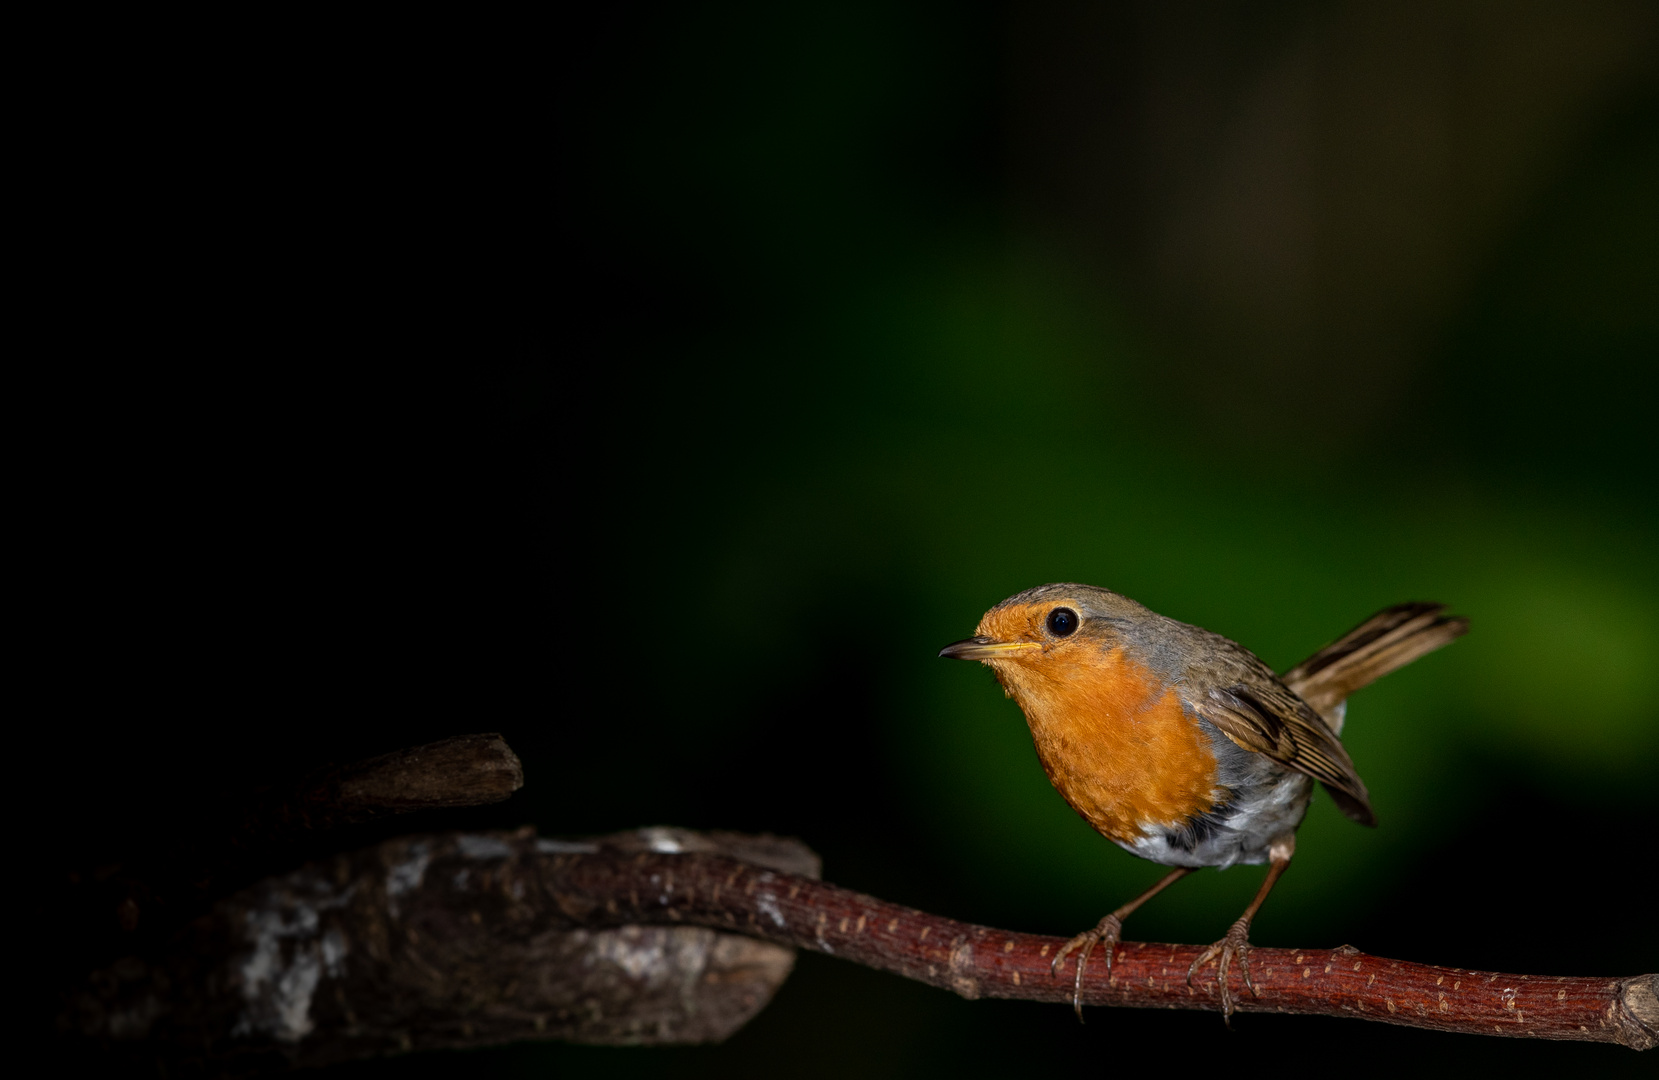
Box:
[1046,607,1079,637]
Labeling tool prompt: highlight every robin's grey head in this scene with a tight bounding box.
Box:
[938,583,1151,662]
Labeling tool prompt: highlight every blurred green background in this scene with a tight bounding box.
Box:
[31,2,1656,1077]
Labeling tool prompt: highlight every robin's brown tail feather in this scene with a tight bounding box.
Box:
[1282,603,1468,726]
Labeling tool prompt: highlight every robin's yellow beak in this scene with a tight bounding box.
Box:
[938,637,1041,661]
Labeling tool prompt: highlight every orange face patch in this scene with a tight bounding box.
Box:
[977,601,1220,843]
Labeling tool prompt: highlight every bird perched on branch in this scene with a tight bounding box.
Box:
[940,584,1466,1019]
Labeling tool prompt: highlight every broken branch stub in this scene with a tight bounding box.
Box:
[65,828,814,1072]
[299,732,526,826]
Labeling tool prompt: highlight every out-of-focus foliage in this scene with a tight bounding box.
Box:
[537,0,1657,882]
[510,4,1658,1075]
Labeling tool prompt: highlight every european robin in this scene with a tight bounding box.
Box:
[940,584,1466,1019]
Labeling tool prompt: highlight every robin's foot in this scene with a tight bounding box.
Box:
[1186,916,1258,1021]
[1050,914,1124,1022]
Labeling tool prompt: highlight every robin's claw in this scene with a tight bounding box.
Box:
[1186,917,1257,1022]
[1185,941,1222,985]
[1236,940,1258,997]
[1051,914,1124,1023]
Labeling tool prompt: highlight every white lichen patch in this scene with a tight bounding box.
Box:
[589,925,713,986]
[639,827,684,853]
[535,838,599,854]
[232,875,356,1044]
[385,841,431,917]
[457,834,514,860]
[755,891,787,928]
[813,925,836,955]
[320,929,348,978]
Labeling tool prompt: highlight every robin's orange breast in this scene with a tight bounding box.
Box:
[990,643,1221,845]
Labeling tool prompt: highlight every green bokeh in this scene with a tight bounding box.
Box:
[516,4,1658,1074]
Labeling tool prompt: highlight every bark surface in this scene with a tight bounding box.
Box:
[66,826,1655,1075]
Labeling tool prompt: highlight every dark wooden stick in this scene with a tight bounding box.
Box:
[67,827,1655,1072]
[252,732,525,834]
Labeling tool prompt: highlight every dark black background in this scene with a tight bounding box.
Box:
[23,4,1656,1077]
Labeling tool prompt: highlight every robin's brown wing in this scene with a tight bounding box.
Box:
[1199,681,1377,826]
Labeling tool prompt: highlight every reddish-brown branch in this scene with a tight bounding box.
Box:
[551,842,1655,1049]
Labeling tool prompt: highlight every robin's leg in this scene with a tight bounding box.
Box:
[1187,834,1294,1021]
[1051,866,1191,1021]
